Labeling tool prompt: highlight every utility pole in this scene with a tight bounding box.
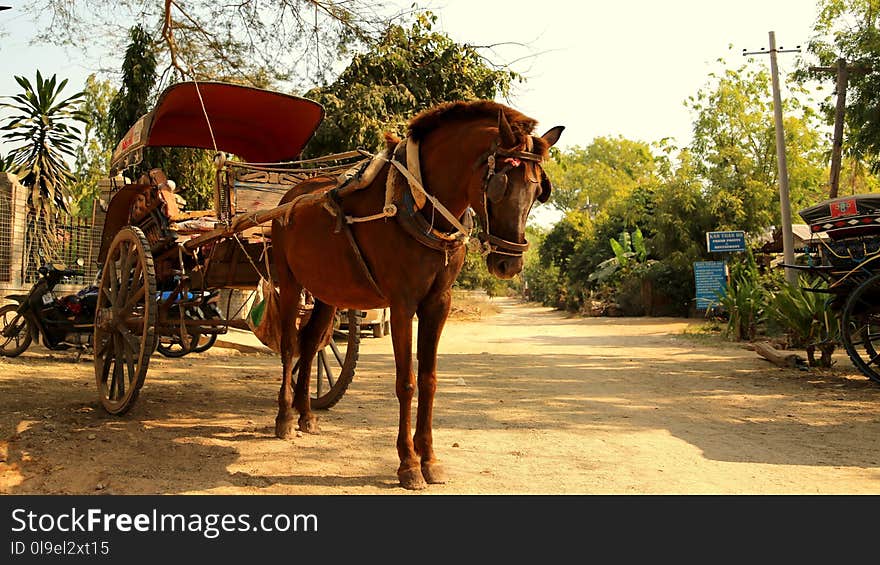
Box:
[743,31,801,285]
[810,59,870,199]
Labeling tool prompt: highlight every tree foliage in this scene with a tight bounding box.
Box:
[544,137,657,213]
[534,61,838,317]
[71,74,116,217]
[802,0,880,172]
[19,0,406,89]
[304,12,520,156]
[686,64,825,233]
[110,25,158,145]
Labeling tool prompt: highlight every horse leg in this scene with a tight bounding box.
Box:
[293,299,336,434]
[390,304,426,490]
[414,290,451,484]
[275,273,302,439]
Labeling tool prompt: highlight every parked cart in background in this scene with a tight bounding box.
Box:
[796,194,880,383]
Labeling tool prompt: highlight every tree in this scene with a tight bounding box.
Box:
[109,25,158,145]
[686,63,826,233]
[544,137,658,214]
[20,0,406,89]
[109,24,215,209]
[0,71,85,272]
[803,0,880,172]
[70,74,116,218]
[303,12,519,156]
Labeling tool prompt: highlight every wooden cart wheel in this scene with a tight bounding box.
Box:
[93,226,158,414]
[294,308,359,410]
[841,272,880,384]
[0,304,32,357]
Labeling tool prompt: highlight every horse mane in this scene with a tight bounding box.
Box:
[407,100,547,154]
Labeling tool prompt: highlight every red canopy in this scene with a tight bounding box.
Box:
[110,82,325,172]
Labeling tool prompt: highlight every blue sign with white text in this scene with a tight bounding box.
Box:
[706,231,747,253]
[694,261,728,309]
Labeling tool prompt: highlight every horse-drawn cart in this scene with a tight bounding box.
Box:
[95,81,363,414]
[797,194,880,383]
[96,81,563,488]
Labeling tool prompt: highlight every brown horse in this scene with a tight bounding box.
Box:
[271,100,563,489]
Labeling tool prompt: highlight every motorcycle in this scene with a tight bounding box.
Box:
[0,261,96,357]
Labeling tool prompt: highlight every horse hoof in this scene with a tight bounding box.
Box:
[421,462,447,484]
[398,467,427,490]
[275,417,295,439]
[298,414,319,434]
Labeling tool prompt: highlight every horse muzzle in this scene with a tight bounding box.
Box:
[486,253,524,279]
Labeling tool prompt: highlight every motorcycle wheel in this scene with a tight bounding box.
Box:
[0,304,33,357]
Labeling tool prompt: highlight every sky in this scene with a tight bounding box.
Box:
[0,1,823,148]
[433,0,821,149]
[0,0,824,224]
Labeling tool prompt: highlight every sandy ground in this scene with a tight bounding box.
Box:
[2,298,880,495]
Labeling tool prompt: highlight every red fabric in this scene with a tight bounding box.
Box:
[129,82,324,163]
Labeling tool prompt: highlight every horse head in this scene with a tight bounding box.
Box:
[477,109,564,279]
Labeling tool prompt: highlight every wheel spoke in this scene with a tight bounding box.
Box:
[95,333,112,360]
[323,350,336,387]
[131,260,143,293]
[122,337,136,388]
[117,243,134,306]
[329,339,343,365]
[316,352,324,397]
[109,351,120,400]
[119,328,141,357]
[122,285,146,315]
[106,258,119,307]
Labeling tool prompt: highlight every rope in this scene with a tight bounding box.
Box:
[192,79,218,153]
[232,233,270,283]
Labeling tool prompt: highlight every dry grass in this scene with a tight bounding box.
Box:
[449,289,503,320]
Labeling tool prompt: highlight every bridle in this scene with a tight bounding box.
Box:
[477,137,545,258]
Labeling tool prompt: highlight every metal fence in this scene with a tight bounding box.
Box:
[23,216,100,286]
[0,173,101,293]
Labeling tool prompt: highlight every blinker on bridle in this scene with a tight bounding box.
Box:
[478,139,544,257]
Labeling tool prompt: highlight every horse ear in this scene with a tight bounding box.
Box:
[541,126,565,147]
[498,110,517,148]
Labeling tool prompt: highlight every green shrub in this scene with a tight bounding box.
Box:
[766,278,838,367]
[643,253,696,316]
[718,271,767,341]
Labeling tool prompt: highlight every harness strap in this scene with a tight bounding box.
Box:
[324,191,386,300]
[387,140,471,239]
[406,137,426,210]
[395,188,474,252]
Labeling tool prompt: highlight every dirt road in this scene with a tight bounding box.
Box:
[2,298,880,494]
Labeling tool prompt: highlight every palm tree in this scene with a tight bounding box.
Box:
[0,71,85,275]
